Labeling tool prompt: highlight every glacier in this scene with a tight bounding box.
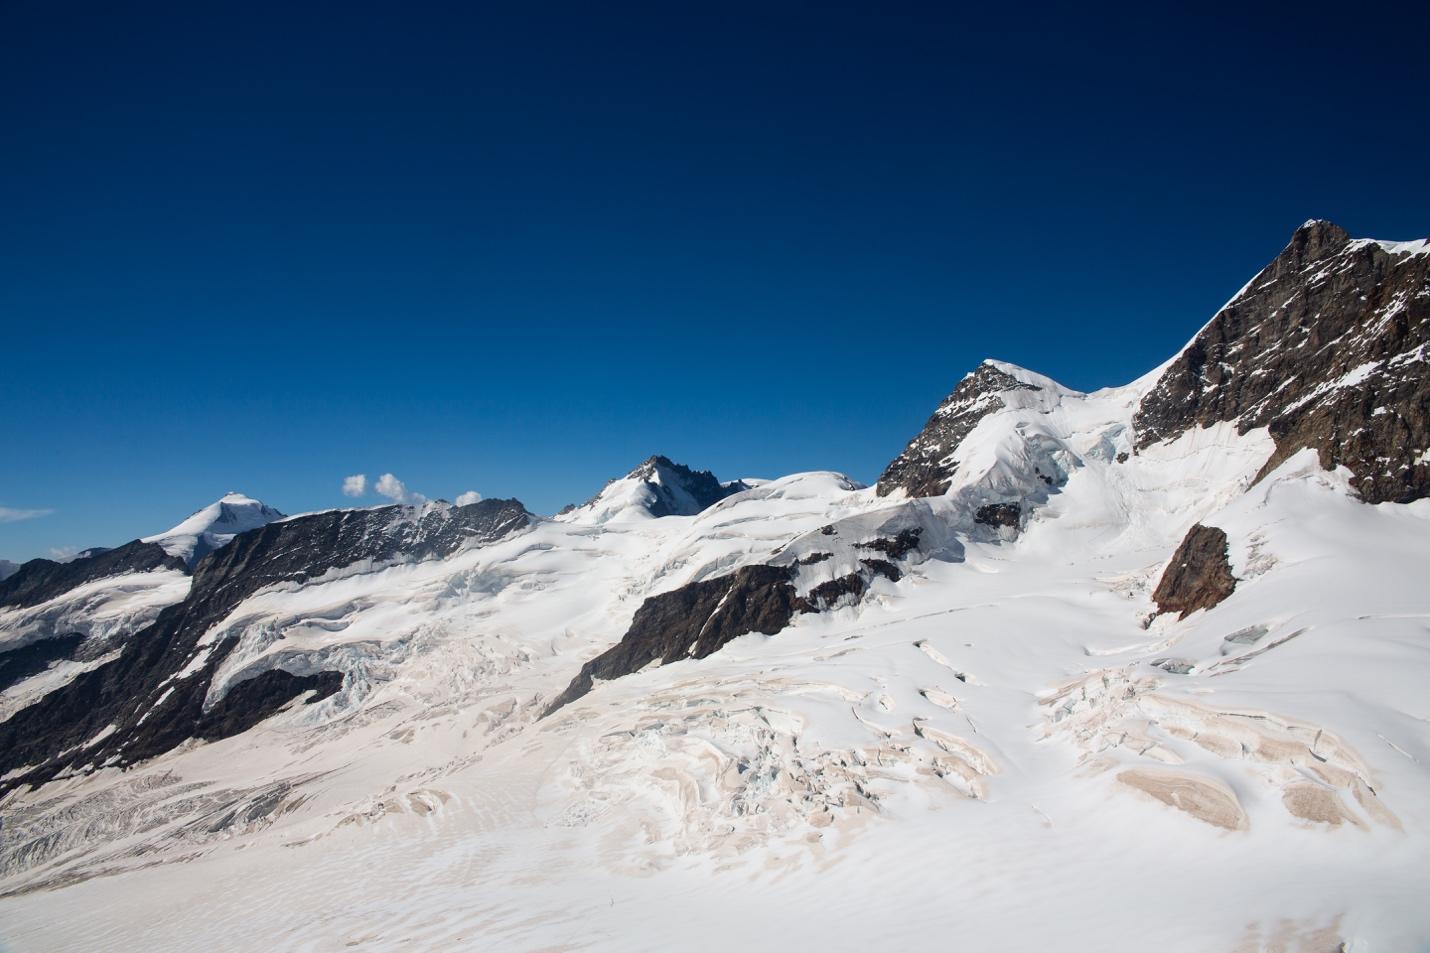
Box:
[0,220,1427,952]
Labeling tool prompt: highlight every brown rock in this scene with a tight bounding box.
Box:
[1152,524,1237,618]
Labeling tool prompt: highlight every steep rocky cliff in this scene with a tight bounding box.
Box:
[1134,220,1430,503]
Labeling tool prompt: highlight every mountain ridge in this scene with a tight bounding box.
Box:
[2,220,1428,951]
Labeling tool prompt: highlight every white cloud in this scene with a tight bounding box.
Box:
[0,505,54,523]
[342,474,368,497]
[375,473,426,506]
[48,546,80,562]
[455,490,482,506]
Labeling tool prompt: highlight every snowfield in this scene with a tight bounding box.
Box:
[2,349,1427,952]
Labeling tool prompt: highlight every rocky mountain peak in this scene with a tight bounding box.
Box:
[1133,220,1430,503]
[571,455,749,522]
[628,454,684,479]
[1284,219,1352,268]
[876,360,1045,498]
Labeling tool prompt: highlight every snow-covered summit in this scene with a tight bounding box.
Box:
[561,455,749,525]
[971,358,1075,395]
[143,492,286,566]
[877,359,1076,500]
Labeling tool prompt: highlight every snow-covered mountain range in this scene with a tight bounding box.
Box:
[1,220,1427,952]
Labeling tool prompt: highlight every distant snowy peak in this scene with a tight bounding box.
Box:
[1,494,282,611]
[565,455,750,524]
[1134,219,1430,503]
[877,360,1073,499]
[625,455,750,515]
[143,492,286,566]
[0,559,22,582]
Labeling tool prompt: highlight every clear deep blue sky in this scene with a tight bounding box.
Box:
[2,2,1427,561]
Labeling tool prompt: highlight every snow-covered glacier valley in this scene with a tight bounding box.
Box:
[1,220,1428,952]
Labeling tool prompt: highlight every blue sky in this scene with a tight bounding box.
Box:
[2,2,1427,562]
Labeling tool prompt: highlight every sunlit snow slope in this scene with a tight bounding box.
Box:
[0,221,1427,953]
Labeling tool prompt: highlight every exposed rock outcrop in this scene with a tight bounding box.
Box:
[195,668,345,742]
[0,633,85,693]
[857,527,922,560]
[545,564,804,714]
[1152,524,1237,619]
[802,556,904,611]
[974,502,1021,528]
[1134,220,1430,503]
[546,526,929,714]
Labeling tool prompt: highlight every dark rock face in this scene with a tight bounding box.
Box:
[799,527,924,611]
[0,541,188,610]
[1152,524,1238,619]
[803,571,868,609]
[195,669,345,742]
[0,633,85,693]
[803,557,904,611]
[859,528,922,560]
[877,362,1041,498]
[974,502,1021,528]
[545,564,804,714]
[0,498,531,795]
[1134,220,1430,504]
